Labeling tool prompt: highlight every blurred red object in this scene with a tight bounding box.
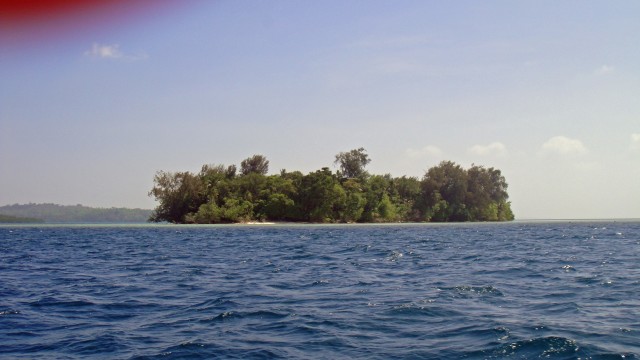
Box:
[0,0,179,48]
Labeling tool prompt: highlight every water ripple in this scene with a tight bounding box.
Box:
[1,222,639,358]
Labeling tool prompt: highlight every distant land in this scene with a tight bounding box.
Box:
[0,203,152,223]
[0,214,45,224]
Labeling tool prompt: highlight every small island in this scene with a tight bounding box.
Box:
[149,148,514,224]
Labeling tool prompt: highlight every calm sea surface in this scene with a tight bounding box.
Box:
[1,222,639,359]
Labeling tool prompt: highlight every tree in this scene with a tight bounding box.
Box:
[391,176,422,221]
[299,168,343,222]
[339,178,366,222]
[465,165,513,221]
[252,175,297,220]
[360,174,392,222]
[226,164,237,178]
[334,147,371,179]
[421,161,469,221]
[220,198,254,222]
[237,172,267,202]
[240,154,269,176]
[261,193,295,220]
[377,193,397,222]
[148,171,206,223]
[190,201,222,224]
[280,170,305,220]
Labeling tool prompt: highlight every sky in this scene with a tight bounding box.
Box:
[1,0,639,219]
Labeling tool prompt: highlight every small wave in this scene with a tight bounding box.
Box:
[475,336,581,358]
[298,279,330,288]
[29,297,95,308]
[355,280,375,287]
[531,300,582,315]
[562,264,577,272]
[202,311,239,322]
[0,309,20,316]
[190,297,238,311]
[65,333,125,355]
[102,300,160,311]
[386,250,404,262]
[576,275,599,284]
[201,309,289,323]
[436,324,512,344]
[5,330,37,337]
[133,342,284,360]
[386,302,462,318]
[442,285,504,297]
[471,335,639,360]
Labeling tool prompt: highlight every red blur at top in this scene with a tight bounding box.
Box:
[1,0,126,20]
[0,0,180,48]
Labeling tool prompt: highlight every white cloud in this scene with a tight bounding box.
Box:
[84,43,147,60]
[406,145,443,159]
[85,43,123,59]
[468,142,507,157]
[595,64,615,75]
[631,133,640,151]
[540,136,588,156]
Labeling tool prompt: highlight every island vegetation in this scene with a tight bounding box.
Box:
[149,149,514,224]
[0,214,44,224]
[0,203,152,223]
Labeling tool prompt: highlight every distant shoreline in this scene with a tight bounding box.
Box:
[0,203,152,224]
[2,219,639,228]
[0,214,44,224]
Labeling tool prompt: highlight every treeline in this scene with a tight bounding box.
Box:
[149,149,514,224]
[0,203,152,223]
[0,214,44,223]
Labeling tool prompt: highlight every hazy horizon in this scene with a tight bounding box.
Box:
[1,203,639,222]
[2,1,639,219]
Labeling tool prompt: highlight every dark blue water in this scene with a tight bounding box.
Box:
[1,222,639,359]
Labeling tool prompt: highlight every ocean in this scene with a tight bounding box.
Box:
[1,222,639,359]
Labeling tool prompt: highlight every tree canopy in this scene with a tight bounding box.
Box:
[149,150,514,223]
[240,154,269,176]
[334,147,371,179]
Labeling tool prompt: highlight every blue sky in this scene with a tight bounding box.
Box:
[1,1,639,219]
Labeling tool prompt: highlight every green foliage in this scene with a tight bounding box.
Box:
[334,147,371,179]
[422,161,468,208]
[220,198,254,222]
[298,168,343,222]
[148,171,205,223]
[189,201,222,224]
[390,176,422,221]
[0,214,44,223]
[149,152,515,223]
[339,179,365,222]
[240,154,269,176]
[360,174,393,222]
[498,201,515,221]
[377,193,397,222]
[261,193,295,220]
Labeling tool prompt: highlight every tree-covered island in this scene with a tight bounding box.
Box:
[149,148,514,224]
